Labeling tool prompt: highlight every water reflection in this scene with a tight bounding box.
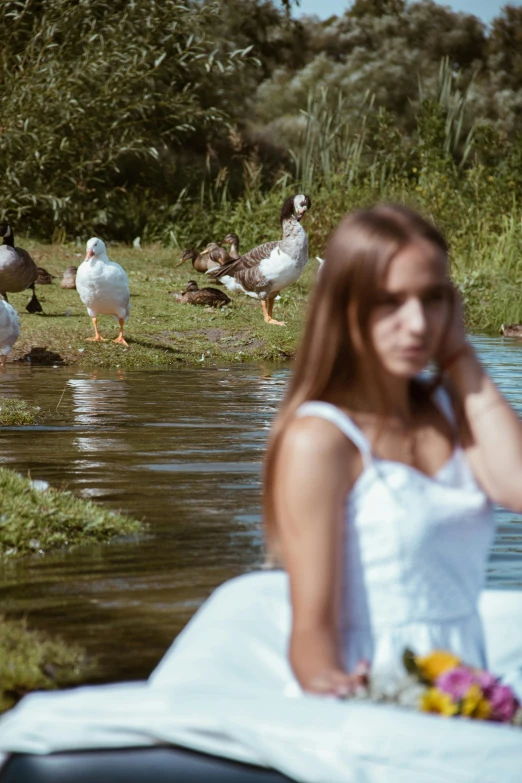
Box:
[0,336,520,683]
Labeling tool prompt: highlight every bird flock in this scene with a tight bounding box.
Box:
[0,193,314,368]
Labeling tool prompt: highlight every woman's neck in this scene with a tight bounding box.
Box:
[327,372,414,420]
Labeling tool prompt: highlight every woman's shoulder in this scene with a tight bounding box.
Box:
[277,413,362,495]
[281,408,360,462]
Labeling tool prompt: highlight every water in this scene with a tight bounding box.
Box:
[0,336,521,682]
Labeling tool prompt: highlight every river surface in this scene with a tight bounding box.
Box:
[0,336,521,683]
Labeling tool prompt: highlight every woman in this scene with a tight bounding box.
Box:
[262,203,522,696]
[1,205,521,783]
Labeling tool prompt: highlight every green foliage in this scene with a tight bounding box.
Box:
[0,0,521,251]
[349,0,405,18]
[0,0,257,238]
[488,5,522,90]
[0,617,94,713]
[0,397,41,426]
[0,468,142,558]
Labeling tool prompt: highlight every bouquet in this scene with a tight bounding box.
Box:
[353,650,522,726]
[404,649,521,724]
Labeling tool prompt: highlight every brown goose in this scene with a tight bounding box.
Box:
[170,280,231,308]
[177,244,221,273]
[0,224,43,313]
[500,324,522,338]
[207,194,311,325]
[60,266,78,289]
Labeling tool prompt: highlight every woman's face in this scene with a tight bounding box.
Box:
[367,238,450,378]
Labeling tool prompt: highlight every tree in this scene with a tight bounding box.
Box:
[488,5,522,90]
[0,0,258,237]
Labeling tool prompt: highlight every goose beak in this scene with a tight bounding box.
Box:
[85,248,95,261]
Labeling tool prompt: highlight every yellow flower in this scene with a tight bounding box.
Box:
[420,688,458,717]
[461,684,492,721]
[415,650,461,683]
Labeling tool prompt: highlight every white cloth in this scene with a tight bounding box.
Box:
[1,392,521,781]
[1,577,521,783]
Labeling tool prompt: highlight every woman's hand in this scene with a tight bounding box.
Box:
[436,284,468,366]
[305,660,370,698]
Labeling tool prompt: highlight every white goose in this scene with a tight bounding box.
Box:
[76,238,130,346]
[0,299,20,369]
[207,194,311,325]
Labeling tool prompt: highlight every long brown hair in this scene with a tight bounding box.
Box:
[263,204,449,563]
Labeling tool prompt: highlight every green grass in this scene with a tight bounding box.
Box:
[0,617,94,714]
[5,240,312,370]
[0,468,142,559]
[4,178,522,372]
[0,397,41,426]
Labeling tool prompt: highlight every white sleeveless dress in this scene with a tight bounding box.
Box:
[294,395,494,677]
[1,393,521,782]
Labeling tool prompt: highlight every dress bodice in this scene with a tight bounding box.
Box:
[296,391,495,672]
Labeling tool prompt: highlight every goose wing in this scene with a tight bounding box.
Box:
[15,247,37,285]
[207,240,279,281]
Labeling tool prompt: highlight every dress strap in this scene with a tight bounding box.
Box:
[295,401,372,466]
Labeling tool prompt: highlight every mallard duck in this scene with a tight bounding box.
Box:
[76,238,130,345]
[0,224,43,313]
[177,244,221,273]
[171,280,231,308]
[500,324,522,338]
[60,266,77,289]
[35,266,57,285]
[207,194,311,325]
[222,233,240,260]
[0,298,20,369]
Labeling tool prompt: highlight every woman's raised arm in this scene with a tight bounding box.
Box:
[449,346,522,512]
[273,415,366,696]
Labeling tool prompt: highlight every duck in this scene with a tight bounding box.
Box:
[60,266,77,290]
[222,233,240,260]
[207,194,311,325]
[177,244,221,273]
[75,238,130,345]
[0,299,20,369]
[0,224,43,313]
[500,324,522,338]
[171,280,231,308]
[35,266,57,285]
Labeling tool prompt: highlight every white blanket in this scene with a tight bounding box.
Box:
[0,578,521,783]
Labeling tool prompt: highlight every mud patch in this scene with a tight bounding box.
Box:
[19,347,65,365]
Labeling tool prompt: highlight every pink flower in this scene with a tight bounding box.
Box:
[488,683,520,723]
[476,670,498,697]
[436,667,477,700]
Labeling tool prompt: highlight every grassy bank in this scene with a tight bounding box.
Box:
[4,181,522,372]
[0,398,41,425]
[5,239,311,370]
[0,617,93,713]
[0,468,142,559]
